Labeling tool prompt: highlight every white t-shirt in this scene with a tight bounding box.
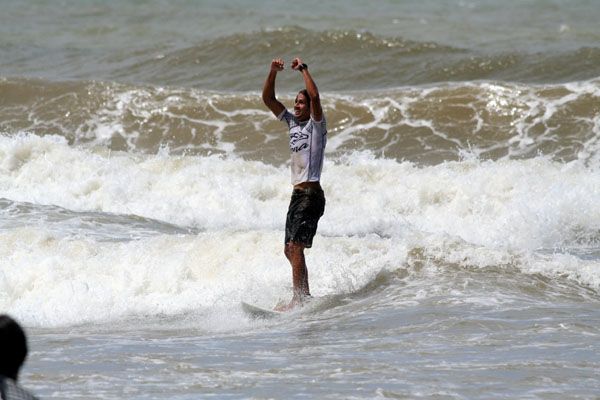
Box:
[278,109,327,185]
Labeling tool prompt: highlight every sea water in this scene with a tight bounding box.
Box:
[1,1,600,398]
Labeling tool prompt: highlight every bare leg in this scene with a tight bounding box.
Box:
[277,241,310,310]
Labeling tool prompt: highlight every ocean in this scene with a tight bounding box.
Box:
[1,0,600,398]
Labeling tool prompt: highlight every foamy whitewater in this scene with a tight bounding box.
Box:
[2,1,600,399]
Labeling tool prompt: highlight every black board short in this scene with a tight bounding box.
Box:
[285,187,325,248]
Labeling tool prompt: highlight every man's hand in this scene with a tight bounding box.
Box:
[291,57,304,71]
[263,58,286,117]
[271,58,285,72]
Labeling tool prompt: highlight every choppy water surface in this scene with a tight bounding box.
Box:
[2,0,600,398]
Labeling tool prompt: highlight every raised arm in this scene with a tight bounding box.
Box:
[262,58,286,117]
[291,57,323,121]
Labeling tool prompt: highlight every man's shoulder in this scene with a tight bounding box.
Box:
[278,109,293,122]
[309,115,327,131]
[279,109,305,129]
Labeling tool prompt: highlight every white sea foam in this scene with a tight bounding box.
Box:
[0,227,404,328]
[1,222,599,329]
[326,79,600,163]
[1,133,599,248]
[2,133,600,328]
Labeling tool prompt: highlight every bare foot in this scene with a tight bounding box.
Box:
[273,294,312,312]
[273,300,297,312]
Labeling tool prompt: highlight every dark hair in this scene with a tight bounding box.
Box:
[297,89,311,108]
[0,315,28,381]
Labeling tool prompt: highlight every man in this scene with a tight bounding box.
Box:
[262,57,327,311]
[0,315,39,400]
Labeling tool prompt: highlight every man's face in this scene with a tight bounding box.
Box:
[294,92,310,121]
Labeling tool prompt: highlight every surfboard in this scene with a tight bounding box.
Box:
[241,302,282,319]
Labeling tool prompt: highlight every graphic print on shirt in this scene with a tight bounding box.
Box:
[290,129,309,153]
[279,109,327,185]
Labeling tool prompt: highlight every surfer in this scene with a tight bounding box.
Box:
[262,57,327,311]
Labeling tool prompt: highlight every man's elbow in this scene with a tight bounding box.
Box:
[262,94,274,106]
[310,92,320,104]
[310,94,321,109]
